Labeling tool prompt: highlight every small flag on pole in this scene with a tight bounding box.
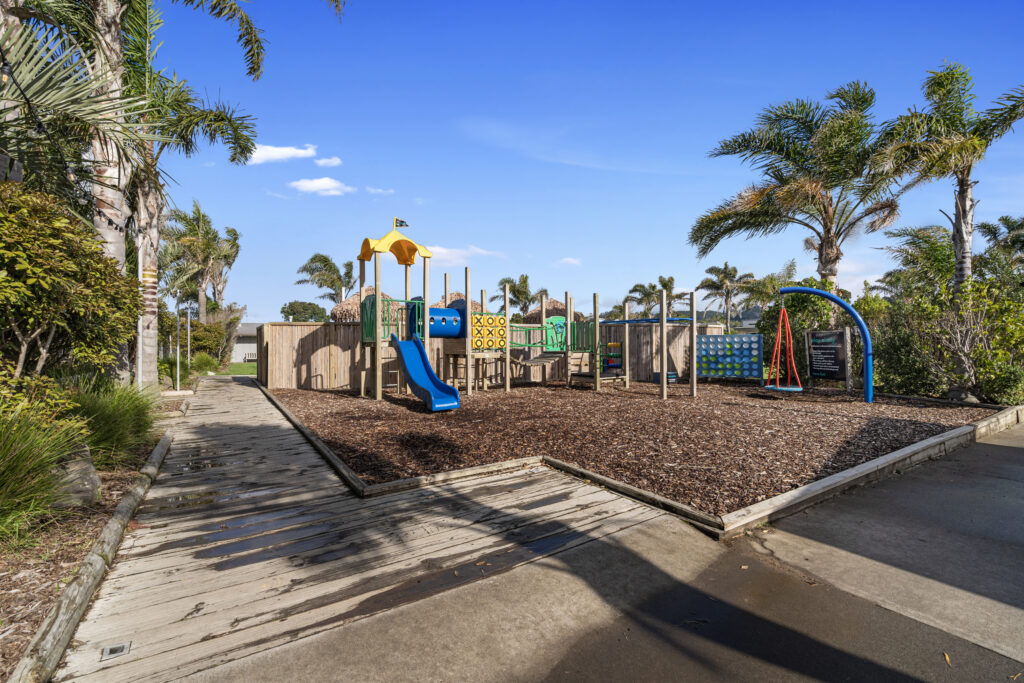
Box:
[394,218,408,228]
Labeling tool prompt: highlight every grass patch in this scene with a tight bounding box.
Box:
[62,374,157,469]
[0,408,81,544]
[218,362,256,375]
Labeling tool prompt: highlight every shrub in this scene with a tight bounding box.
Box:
[62,374,157,469]
[191,352,220,374]
[978,360,1024,406]
[0,407,83,543]
[191,321,227,359]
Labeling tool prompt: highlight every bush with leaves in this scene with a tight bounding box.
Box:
[61,373,157,469]
[190,351,219,374]
[0,183,140,377]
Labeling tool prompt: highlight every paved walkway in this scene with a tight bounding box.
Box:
[759,420,1024,663]
[56,377,1023,681]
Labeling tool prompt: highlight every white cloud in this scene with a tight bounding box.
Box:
[288,177,357,196]
[250,144,317,165]
[314,156,342,167]
[558,257,582,266]
[203,161,216,167]
[414,197,425,206]
[264,189,291,199]
[366,187,395,195]
[425,245,501,267]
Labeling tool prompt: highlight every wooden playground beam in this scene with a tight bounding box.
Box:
[423,256,431,375]
[504,283,511,393]
[623,300,630,389]
[593,292,601,392]
[660,289,668,400]
[465,267,472,396]
[540,294,547,386]
[689,290,697,397]
[358,259,366,397]
[373,252,382,401]
[480,287,486,391]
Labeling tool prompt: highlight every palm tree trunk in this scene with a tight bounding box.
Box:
[725,292,732,334]
[135,174,162,389]
[91,0,129,271]
[197,283,208,324]
[951,172,976,290]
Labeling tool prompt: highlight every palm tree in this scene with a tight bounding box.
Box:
[882,64,1024,289]
[1,0,342,271]
[689,82,902,285]
[740,259,798,309]
[125,0,256,388]
[656,275,687,315]
[161,201,241,323]
[696,262,754,334]
[625,282,659,318]
[976,215,1024,254]
[295,254,355,304]
[489,274,547,316]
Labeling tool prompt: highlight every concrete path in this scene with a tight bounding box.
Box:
[759,421,1024,663]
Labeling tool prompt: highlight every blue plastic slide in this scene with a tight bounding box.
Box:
[389,333,461,412]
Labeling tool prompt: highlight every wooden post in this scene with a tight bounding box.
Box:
[803,329,815,390]
[504,283,511,392]
[358,259,366,397]
[540,294,547,386]
[423,256,431,371]
[689,290,697,397]
[565,291,572,386]
[401,264,411,393]
[480,288,487,390]
[844,326,853,392]
[593,292,601,392]
[373,252,382,401]
[465,267,472,396]
[444,272,450,307]
[660,290,668,400]
[623,300,630,389]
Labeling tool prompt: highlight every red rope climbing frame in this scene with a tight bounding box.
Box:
[765,306,802,392]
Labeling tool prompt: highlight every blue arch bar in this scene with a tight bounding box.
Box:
[779,286,873,404]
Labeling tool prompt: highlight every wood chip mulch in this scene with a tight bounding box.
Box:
[272,383,994,517]
[0,470,138,680]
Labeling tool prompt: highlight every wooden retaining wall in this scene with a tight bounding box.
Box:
[257,321,724,390]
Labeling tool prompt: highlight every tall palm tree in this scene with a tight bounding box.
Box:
[161,200,240,323]
[489,274,547,316]
[295,254,355,304]
[1,0,343,270]
[696,262,754,334]
[625,282,659,318]
[882,64,1024,289]
[689,82,902,285]
[657,275,687,315]
[740,259,797,309]
[125,0,255,388]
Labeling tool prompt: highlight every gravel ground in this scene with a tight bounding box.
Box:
[0,470,136,680]
[273,382,994,516]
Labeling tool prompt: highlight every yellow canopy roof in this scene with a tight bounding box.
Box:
[357,228,432,265]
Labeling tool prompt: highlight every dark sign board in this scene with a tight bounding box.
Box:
[808,329,848,382]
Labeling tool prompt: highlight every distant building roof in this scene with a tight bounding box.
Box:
[236,322,261,336]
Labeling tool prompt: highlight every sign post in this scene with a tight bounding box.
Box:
[806,329,851,388]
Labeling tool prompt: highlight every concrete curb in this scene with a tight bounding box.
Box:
[253,379,367,495]
[9,431,174,683]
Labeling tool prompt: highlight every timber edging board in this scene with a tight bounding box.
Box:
[252,379,367,496]
[716,404,1023,539]
[9,432,174,683]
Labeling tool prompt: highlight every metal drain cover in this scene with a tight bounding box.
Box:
[100,642,131,661]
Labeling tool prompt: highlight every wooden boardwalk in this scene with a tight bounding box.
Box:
[57,377,663,682]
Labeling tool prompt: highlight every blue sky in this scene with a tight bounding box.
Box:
[156,0,1024,321]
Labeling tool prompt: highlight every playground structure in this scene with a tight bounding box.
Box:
[355,220,707,410]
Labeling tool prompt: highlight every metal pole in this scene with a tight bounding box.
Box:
[187,311,191,363]
[689,290,697,397]
[175,293,180,392]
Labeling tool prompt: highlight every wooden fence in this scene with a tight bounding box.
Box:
[257,321,725,390]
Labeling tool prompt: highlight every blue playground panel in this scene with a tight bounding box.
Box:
[696,334,763,379]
